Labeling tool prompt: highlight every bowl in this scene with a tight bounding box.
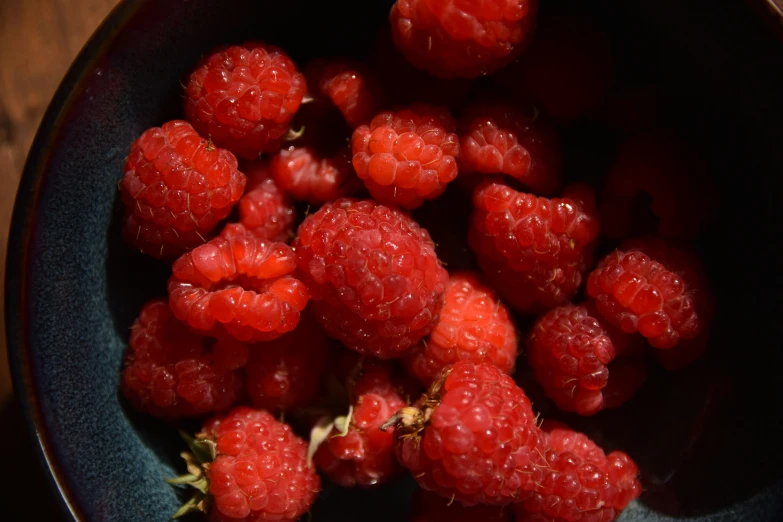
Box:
[6,0,783,520]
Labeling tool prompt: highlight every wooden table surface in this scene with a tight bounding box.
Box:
[0,1,118,519]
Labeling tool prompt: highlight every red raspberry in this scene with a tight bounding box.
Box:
[246,312,331,412]
[314,359,407,487]
[513,12,613,122]
[586,238,709,350]
[202,406,320,521]
[601,134,715,241]
[269,145,362,205]
[515,422,641,522]
[184,43,307,160]
[405,271,518,386]
[410,489,512,522]
[120,298,245,419]
[386,360,549,506]
[120,120,246,260]
[304,58,381,128]
[233,162,296,243]
[469,181,599,314]
[389,0,537,78]
[294,199,448,358]
[168,235,309,342]
[351,105,460,210]
[527,304,646,416]
[458,103,561,195]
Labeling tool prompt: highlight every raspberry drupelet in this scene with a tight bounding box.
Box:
[405,271,518,386]
[458,102,562,195]
[410,489,512,522]
[469,181,600,314]
[234,161,296,243]
[293,198,448,359]
[121,298,245,419]
[587,237,709,350]
[199,406,320,521]
[389,0,538,79]
[168,235,309,342]
[184,43,307,160]
[514,421,641,522]
[527,304,646,416]
[314,358,408,487]
[351,105,460,210]
[304,58,381,128]
[385,360,549,506]
[269,145,362,205]
[120,120,246,260]
[245,311,331,412]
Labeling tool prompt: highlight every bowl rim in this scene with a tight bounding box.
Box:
[5,1,783,521]
[4,0,143,520]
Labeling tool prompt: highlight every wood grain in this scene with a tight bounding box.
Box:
[0,0,119,406]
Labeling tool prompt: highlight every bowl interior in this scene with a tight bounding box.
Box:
[8,0,783,520]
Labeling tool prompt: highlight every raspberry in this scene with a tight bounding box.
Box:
[527,304,646,416]
[234,162,296,243]
[389,0,537,78]
[293,199,448,358]
[120,298,245,419]
[410,489,512,522]
[201,406,320,521]
[351,105,460,210]
[314,359,407,487]
[120,120,246,260]
[405,271,518,386]
[458,102,561,195]
[304,58,381,127]
[386,360,549,506]
[586,238,709,350]
[269,145,362,204]
[469,181,599,314]
[246,312,331,412]
[184,43,307,160]
[514,422,641,522]
[600,134,714,241]
[514,12,613,122]
[168,235,309,342]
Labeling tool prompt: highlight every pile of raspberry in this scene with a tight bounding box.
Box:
[116,2,716,521]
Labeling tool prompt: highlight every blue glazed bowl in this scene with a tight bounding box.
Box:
[6,0,783,520]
